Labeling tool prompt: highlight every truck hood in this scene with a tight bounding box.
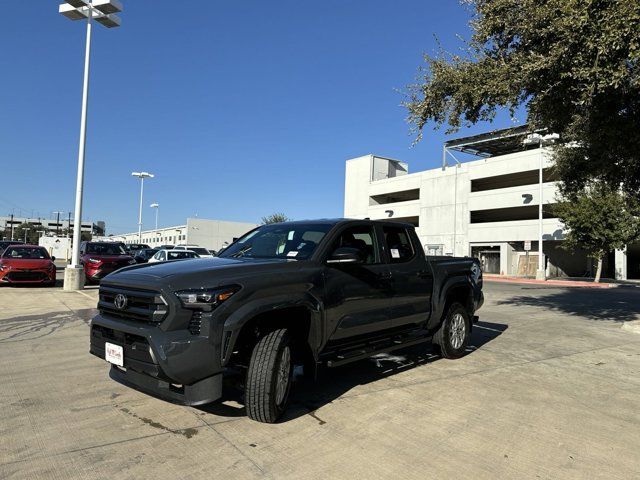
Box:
[102,257,300,288]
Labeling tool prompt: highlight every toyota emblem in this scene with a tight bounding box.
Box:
[114,294,128,310]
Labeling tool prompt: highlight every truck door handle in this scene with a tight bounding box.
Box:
[417,270,430,278]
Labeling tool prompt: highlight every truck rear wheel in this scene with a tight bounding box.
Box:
[433,302,471,359]
[245,328,293,423]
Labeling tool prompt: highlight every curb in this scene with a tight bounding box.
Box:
[484,276,616,289]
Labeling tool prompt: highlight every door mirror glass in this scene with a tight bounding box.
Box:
[51,256,56,261]
[327,247,362,264]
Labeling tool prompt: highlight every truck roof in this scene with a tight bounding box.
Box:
[272,218,417,228]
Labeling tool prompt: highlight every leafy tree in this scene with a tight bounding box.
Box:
[261,213,290,225]
[12,222,43,244]
[405,0,640,198]
[553,186,640,282]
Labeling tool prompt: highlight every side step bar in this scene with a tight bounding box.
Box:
[326,333,432,368]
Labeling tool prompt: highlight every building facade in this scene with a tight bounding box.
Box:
[344,127,638,280]
[105,218,257,252]
[0,215,103,239]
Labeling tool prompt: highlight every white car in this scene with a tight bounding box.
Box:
[148,249,200,263]
[173,245,214,258]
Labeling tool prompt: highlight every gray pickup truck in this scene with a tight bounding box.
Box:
[90,219,483,422]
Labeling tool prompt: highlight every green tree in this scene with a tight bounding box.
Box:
[13,222,43,244]
[554,186,640,282]
[405,0,640,198]
[261,213,290,225]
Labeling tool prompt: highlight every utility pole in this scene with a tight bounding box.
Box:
[53,211,64,236]
[10,213,14,241]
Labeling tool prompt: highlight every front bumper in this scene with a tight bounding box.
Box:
[0,269,55,284]
[90,313,224,405]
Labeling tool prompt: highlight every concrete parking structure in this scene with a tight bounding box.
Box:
[1,283,639,479]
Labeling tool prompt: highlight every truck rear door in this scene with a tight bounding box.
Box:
[380,224,433,330]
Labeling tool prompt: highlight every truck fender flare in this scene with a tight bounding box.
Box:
[428,276,473,331]
[221,293,323,364]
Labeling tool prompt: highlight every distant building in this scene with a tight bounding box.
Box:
[104,218,257,251]
[0,215,102,239]
[344,125,638,280]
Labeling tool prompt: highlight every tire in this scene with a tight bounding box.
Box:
[245,329,293,423]
[433,302,471,359]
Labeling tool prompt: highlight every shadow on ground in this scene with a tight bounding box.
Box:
[199,320,507,423]
[496,287,640,322]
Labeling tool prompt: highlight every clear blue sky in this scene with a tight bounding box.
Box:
[0,1,520,234]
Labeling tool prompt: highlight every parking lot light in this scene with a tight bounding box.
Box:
[132,172,154,242]
[150,203,159,230]
[60,0,123,291]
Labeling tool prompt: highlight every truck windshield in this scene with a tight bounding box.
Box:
[219,224,332,260]
[86,244,126,255]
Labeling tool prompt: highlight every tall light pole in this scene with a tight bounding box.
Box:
[524,132,559,280]
[132,172,154,242]
[150,203,159,230]
[59,0,123,291]
[52,211,65,236]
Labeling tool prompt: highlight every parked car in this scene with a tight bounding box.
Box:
[79,242,136,283]
[133,248,158,264]
[124,244,149,255]
[0,245,56,286]
[90,219,483,423]
[173,245,214,258]
[0,240,25,256]
[148,249,200,263]
[157,244,175,250]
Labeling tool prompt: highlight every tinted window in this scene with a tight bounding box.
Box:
[3,247,50,259]
[330,226,377,264]
[167,251,198,260]
[86,243,126,255]
[219,224,332,260]
[383,226,414,263]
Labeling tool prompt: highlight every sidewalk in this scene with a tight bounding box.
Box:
[483,274,622,288]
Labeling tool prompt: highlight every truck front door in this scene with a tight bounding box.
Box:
[323,224,394,341]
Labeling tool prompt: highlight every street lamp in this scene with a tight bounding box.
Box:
[150,203,159,230]
[132,172,154,242]
[59,0,123,291]
[523,132,560,280]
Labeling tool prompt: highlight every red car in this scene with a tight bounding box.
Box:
[80,242,136,283]
[0,245,57,286]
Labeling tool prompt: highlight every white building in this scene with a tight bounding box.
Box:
[344,126,638,280]
[106,218,257,252]
[0,215,102,239]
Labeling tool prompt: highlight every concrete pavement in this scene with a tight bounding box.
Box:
[1,283,639,479]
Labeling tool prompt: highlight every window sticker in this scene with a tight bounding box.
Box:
[390,248,400,259]
[287,251,299,257]
[288,231,294,241]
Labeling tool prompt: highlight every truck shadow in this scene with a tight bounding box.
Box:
[199,320,507,422]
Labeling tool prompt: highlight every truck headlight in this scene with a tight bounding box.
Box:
[175,286,240,310]
[88,258,102,264]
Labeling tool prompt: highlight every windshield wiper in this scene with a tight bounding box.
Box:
[231,245,252,258]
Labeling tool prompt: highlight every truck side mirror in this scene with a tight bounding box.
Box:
[327,247,363,264]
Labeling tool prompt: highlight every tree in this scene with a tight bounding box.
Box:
[405,0,640,198]
[553,186,640,282]
[13,223,43,244]
[261,213,290,225]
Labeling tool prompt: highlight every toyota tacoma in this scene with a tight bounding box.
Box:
[90,219,483,423]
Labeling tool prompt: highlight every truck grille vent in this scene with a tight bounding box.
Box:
[98,285,168,323]
[189,312,202,335]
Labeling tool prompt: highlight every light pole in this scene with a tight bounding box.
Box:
[150,203,159,230]
[524,132,559,280]
[59,0,122,291]
[132,172,154,242]
[52,211,65,236]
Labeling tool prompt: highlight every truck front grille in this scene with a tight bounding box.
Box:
[98,285,168,323]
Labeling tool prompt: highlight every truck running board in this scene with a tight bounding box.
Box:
[325,330,433,368]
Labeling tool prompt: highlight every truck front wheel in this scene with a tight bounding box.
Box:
[433,302,471,359]
[245,328,293,423]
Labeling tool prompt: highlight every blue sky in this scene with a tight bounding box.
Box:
[0,1,520,234]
